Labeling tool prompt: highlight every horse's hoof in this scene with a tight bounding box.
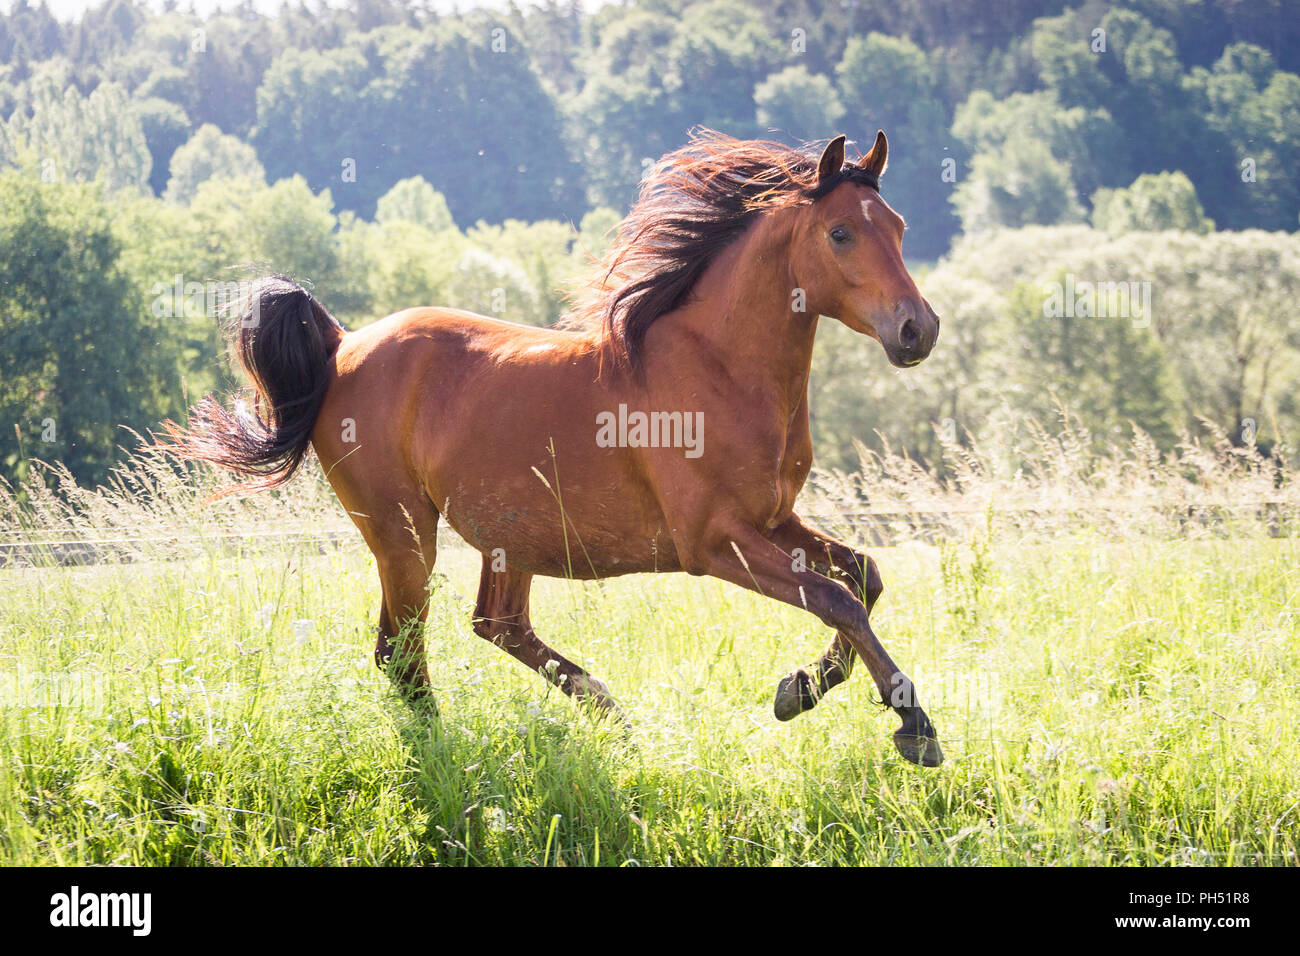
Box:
[774,668,818,721]
[589,695,629,725]
[892,727,944,767]
[405,688,440,718]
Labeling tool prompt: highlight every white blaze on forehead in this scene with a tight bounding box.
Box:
[860,198,873,222]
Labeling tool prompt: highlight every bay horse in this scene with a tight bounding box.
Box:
[163,130,944,766]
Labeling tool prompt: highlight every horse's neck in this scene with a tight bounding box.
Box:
[657,212,819,413]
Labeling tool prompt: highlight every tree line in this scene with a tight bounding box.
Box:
[1,0,1298,486]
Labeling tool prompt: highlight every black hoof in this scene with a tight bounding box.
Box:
[893,713,943,767]
[774,668,818,721]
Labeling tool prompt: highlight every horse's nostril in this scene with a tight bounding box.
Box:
[899,317,920,349]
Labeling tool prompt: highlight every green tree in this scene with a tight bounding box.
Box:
[835,32,957,258]
[952,89,1123,204]
[375,176,454,233]
[571,3,779,212]
[0,171,180,486]
[951,139,1084,232]
[184,175,342,299]
[1186,43,1300,230]
[365,219,464,319]
[754,65,845,142]
[162,123,264,204]
[663,1,781,137]
[577,206,620,259]
[467,218,581,326]
[1091,171,1214,234]
[1005,273,1181,446]
[446,246,541,327]
[254,21,583,224]
[0,74,151,190]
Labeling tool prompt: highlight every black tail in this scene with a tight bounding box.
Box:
[160,276,345,494]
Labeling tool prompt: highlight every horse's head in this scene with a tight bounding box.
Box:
[791,132,940,368]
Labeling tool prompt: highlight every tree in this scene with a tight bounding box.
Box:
[467,218,582,326]
[361,219,470,321]
[754,65,845,143]
[0,1,63,72]
[952,89,1124,204]
[0,171,181,486]
[446,246,541,327]
[662,0,782,137]
[1108,229,1300,444]
[577,206,620,259]
[1187,43,1300,231]
[0,74,151,191]
[182,175,343,308]
[375,177,454,233]
[951,139,1084,233]
[570,3,780,212]
[1004,273,1182,446]
[254,21,583,224]
[162,123,264,204]
[1091,171,1214,234]
[835,32,958,258]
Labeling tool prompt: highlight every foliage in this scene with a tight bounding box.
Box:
[1,0,1299,482]
[754,65,844,143]
[0,71,149,190]
[951,138,1084,233]
[375,176,454,234]
[162,123,264,204]
[0,172,180,486]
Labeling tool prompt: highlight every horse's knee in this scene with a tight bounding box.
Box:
[811,579,870,635]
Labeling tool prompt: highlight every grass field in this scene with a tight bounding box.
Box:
[2,511,1297,866]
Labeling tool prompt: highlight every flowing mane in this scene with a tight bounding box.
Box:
[565,129,881,372]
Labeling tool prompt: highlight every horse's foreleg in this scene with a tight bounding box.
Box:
[471,559,623,720]
[767,516,883,720]
[691,520,941,767]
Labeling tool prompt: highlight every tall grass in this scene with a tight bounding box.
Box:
[804,413,1297,543]
[0,420,1296,865]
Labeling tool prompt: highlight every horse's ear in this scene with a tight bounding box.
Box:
[817,134,846,185]
[858,129,889,178]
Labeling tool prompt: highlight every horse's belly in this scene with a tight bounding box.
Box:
[440,497,679,578]
[432,469,680,579]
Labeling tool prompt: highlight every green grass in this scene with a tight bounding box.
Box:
[1,519,1296,866]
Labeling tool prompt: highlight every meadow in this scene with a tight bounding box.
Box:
[0,424,1297,866]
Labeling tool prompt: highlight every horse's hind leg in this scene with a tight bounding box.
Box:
[366,497,440,701]
[471,558,622,719]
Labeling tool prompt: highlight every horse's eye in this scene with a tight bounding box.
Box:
[829,226,850,245]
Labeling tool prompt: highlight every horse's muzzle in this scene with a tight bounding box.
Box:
[885,297,939,367]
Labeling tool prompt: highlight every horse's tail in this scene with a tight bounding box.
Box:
[160,275,345,495]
